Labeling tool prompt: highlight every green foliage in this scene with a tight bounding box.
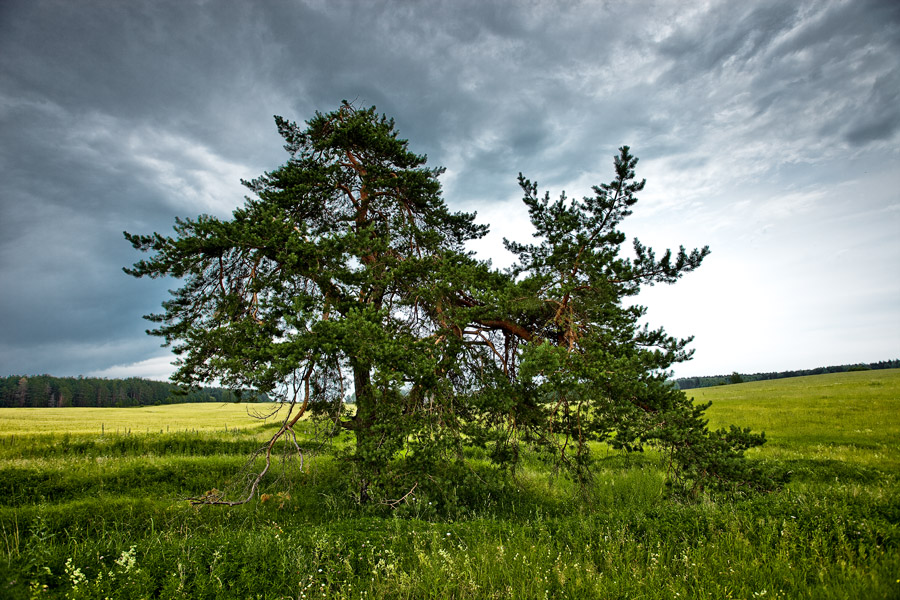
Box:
[125,101,778,500]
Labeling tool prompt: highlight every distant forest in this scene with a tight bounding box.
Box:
[4,359,898,406]
[676,359,900,390]
[0,375,265,408]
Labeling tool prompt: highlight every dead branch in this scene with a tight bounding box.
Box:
[381,482,418,509]
[189,367,312,506]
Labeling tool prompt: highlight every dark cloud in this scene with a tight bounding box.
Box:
[657,2,800,72]
[843,70,900,145]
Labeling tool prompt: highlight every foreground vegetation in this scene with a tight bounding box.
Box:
[1,370,898,599]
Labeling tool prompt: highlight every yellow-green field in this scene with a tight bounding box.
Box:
[0,402,282,435]
[697,368,900,470]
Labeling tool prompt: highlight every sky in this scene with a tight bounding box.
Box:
[1,0,898,382]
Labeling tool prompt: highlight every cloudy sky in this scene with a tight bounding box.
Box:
[1,0,898,381]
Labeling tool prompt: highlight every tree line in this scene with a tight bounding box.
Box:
[0,375,263,408]
[676,359,900,390]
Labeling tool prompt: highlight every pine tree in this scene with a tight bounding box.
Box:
[126,102,782,504]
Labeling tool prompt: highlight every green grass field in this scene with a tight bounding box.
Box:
[1,370,897,599]
[698,369,900,476]
[699,369,900,446]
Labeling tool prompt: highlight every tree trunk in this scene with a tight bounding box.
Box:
[352,361,376,503]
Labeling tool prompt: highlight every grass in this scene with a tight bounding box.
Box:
[0,370,897,598]
[696,369,900,476]
[0,403,283,436]
[697,369,900,447]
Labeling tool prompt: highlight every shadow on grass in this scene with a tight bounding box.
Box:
[779,458,890,484]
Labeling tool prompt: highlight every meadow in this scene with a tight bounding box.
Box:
[0,403,279,436]
[0,370,897,599]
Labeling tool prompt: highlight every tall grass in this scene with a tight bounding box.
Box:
[1,371,897,598]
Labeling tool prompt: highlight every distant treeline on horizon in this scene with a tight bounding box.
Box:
[0,375,267,408]
[676,359,900,390]
[3,359,898,406]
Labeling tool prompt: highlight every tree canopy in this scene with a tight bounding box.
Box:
[126,102,782,504]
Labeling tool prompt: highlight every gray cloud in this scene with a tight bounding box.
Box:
[657,2,800,72]
[843,70,900,145]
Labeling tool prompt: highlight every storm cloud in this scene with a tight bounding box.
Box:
[1,0,897,379]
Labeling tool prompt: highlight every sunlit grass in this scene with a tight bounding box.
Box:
[0,402,285,436]
[695,369,900,441]
[694,369,900,469]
